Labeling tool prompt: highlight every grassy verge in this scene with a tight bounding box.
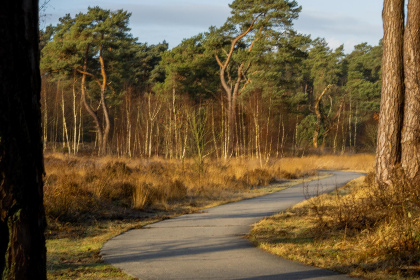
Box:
[250,173,420,279]
[44,153,374,279]
[47,220,145,280]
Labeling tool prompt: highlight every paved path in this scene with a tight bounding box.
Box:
[102,170,364,280]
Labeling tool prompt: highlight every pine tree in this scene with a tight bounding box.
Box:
[401,0,420,182]
[41,7,136,155]
[206,0,301,157]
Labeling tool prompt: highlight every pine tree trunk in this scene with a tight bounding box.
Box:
[375,0,405,184]
[402,0,420,181]
[313,85,332,149]
[0,1,47,279]
[98,46,110,155]
[80,47,103,156]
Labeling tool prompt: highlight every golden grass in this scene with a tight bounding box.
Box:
[43,152,375,223]
[250,172,420,279]
[279,154,375,174]
[43,153,375,280]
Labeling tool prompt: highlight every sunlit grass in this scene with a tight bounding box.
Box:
[279,154,374,174]
[44,153,375,279]
[250,173,420,279]
[46,220,143,280]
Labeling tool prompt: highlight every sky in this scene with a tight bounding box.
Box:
[41,0,384,53]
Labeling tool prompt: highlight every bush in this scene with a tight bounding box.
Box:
[307,170,420,273]
[240,169,275,187]
[161,180,188,202]
[44,175,95,222]
[132,183,158,210]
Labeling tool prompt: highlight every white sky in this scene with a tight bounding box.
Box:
[41,0,384,53]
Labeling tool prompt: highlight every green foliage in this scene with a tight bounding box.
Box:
[227,0,301,33]
[41,7,166,102]
[245,30,311,98]
[128,42,169,92]
[306,38,345,94]
[345,43,382,115]
[156,34,219,101]
[296,115,317,148]
[205,0,302,97]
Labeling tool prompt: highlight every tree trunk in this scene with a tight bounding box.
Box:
[211,105,219,159]
[313,85,332,149]
[126,92,132,158]
[348,92,352,149]
[333,106,342,154]
[99,45,111,155]
[0,1,47,279]
[375,0,405,184]
[215,22,257,158]
[402,0,420,181]
[72,76,78,154]
[77,102,82,153]
[353,104,358,152]
[79,46,103,155]
[42,82,48,151]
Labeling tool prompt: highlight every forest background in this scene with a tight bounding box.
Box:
[40,2,382,160]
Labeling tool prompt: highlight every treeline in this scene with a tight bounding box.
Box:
[40,1,382,158]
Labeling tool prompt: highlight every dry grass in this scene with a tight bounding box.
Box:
[43,153,375,279]
[43,155,286,222]
[250,170,420,279]
[44,153,374,223]
[279,154,374,175]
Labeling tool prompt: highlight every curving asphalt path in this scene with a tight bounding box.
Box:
[102,170,364,280]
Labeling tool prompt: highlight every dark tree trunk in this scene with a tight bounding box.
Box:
[312,85,332,149]
[0,1,47,279]
[402,0,420,182]
[375,0,405,185]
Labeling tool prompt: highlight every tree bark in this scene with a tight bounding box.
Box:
[99,44,111,155]
[0,1,47,279]
[402,0,420,181]
[78,46,104,155]
[215,19,258,158]
[375,0,405,184]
